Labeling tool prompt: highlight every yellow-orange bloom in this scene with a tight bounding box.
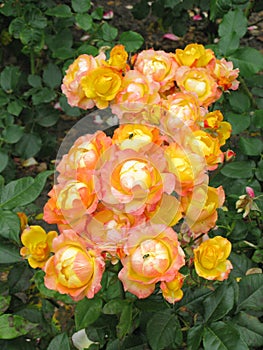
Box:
[112,124,163,151]
[20,226,57,268]
[175,66,220,107]
[194,236,232,281]
[191,130,224,170]
[108,44,128,71]
[44,230,105,301]
[80,66,122,109]
[182,185,225,235]
[17,212,28,231]
[175,43,215,68]
[203,110,232,146]
[160,272,184,304]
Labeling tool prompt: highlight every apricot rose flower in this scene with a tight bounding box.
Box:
[44,230,105,301]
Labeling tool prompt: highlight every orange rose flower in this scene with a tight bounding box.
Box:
[194,236,232,281]
[160,272,184,304]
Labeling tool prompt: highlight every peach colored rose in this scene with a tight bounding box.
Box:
[161,92,205,128]
[194,236,232,281]
[80,66,122,109]
[111,70,160,119]
[20,226,57,268]
[56,131,112,182]
[133,49,178,92]
[160,272,184,304]
[118,224,185,299]
[96,146,175,215]
[213,58,239,91]
[44,230,105,301]
[182,185,225,235]
[175,43,215,68]
[175,66,220,107]
[61,54,98,109]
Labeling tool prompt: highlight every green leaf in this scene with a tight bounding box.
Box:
[236,274,263,313]
[233,311,263,347]
[204,321,249,350]
[0,242,22,263]
[75,297,103,330]
[176,287,213,313]
[203,283,235,322]
[220,161,254,179]
[75,13,93,31]
[35,104,60,127]
[0,296,11,316]
[0,210,20,243]
[0,66,21,93]
[8,263,33,293]
[0,314,37,339]
[32,87,56,105]
[2,125,24,144]
[102,23,118,42]
[119,31,144,52]
[253,110,263,128]
[238,137,263,156]
[218,9,247,55]
[45,5,73,18]
[231,247,250,279]
[228,92,251,113]
[72,0,91,13]
[103,299,128,315]
[15,133,42,158]
[117,303,133,339]
[255,159,263,181]
[146,310,181,350]
[187,324,204,350]
[225,112,250,134]
[229,47,263,77]
[43,63,62,89]
[0,170,53,210]
[7,100,23,116]
[0,152,9,173]
[47,333,70,350]
[28,74,42,88]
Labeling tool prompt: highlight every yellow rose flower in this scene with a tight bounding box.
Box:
[20,226,58,268]
[175,43,215,67]
[80,66,122,109]
[191,130,224,170]
[203,110,232,146]
[108,44,128,71]
[194,236,233,281]
[160,272,184,304]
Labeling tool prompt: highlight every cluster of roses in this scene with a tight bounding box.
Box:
[20,44,237,303]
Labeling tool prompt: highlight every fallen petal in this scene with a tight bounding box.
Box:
[163,33,180,41]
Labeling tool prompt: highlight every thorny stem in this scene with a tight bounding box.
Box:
[244,0,255,18]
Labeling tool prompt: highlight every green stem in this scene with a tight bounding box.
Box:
[30,51,35,75]
[244,0,255,18]
[239,76,258,109]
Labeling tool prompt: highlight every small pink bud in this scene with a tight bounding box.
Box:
[103,10,114,19]
[193,14,202,21]
[246,186,255,198]
[163,33,180,41]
